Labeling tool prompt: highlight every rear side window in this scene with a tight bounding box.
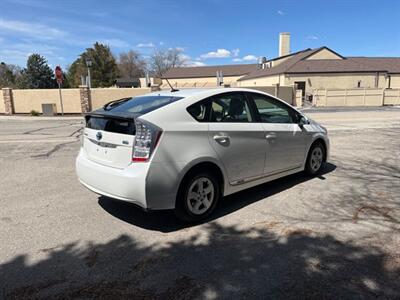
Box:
[86,116,135,135]
[187,101,208,122]
[187,92,253,122]
[107,95,183,114]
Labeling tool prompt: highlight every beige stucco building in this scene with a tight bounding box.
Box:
[162,33,400,100]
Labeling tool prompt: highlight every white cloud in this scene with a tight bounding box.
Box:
[159,41,164,46]
[0,18,66,40]
[232,48,240,57]
[242,55,258,61]
[307,35,319,40]
[168,47,185,52]
[137,42,155,48]
[233,58,243,62]
[200,48,231,59]
[180,54,191,61]
[277,10,285,16]
[185,61,206,67]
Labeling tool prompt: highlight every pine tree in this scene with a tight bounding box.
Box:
[22,54,55,89]
[66,42,119,88]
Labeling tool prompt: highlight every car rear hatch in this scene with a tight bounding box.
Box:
[82,94,184,168]
[83,112,137,169]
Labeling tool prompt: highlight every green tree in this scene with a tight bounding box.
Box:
[65,60,86,88]
[67,42,119,88]
[20,54,55,89]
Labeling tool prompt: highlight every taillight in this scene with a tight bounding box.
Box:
[132,119,162,162]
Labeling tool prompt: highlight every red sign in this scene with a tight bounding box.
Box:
[55,66,63,84]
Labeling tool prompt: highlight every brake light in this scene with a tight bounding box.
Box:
[132,119,162,162]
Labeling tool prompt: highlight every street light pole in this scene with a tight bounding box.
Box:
[87,67,91,88]
[86,58,92,89]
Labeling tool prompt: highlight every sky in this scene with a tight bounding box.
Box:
[0,0,399,69]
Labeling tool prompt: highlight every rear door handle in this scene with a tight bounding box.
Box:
[265,133,277,140]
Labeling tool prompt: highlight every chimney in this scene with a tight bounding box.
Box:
[279,32,290,57]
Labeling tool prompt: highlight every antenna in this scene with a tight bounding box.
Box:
[165,78,179,92]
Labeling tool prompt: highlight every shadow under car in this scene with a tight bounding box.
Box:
[98,162,337,232]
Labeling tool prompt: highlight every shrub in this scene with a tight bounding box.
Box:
[30,110,40,116]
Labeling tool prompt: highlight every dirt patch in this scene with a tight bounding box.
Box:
[353,205,398,224]
[253,220,282,229]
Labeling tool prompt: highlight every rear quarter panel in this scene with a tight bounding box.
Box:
[145,127,229,210]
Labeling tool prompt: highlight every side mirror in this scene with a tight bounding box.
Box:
[298,115,310,127]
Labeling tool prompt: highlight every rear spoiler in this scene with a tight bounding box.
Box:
[84,111,140,122]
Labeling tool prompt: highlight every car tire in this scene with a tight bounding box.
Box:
[305,141,326,176]
[175,170,220,223]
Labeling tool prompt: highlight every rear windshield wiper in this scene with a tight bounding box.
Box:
[103,97,132,111]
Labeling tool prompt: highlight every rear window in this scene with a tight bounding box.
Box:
[106,95,183,114]
[86,116,135,135]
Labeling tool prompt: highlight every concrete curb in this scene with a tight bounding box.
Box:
[0,115,84,121]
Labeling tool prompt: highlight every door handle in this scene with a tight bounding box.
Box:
[213,134,230,144]
[265,133,277,140]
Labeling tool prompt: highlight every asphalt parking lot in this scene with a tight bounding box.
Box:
[1,108,399,299]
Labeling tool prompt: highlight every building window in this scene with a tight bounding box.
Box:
[357,80,362,88]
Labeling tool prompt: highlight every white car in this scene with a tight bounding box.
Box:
[76,88,329,222]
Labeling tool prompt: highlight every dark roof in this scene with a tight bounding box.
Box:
[115,77,140,87]
[286,58,387,74]
[116,77,140,83]
[347,57,400,74]
[238,48,323,80]
[239,47,400,81]
[162,63,257,79]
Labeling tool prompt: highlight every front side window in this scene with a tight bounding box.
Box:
[187,92,253,123]
[249,93,296,124]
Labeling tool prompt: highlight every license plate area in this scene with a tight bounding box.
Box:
[83,128,134,168]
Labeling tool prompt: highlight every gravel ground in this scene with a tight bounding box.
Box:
[0,109,399,299]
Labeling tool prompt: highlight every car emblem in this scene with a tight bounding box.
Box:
[96,132,102,141]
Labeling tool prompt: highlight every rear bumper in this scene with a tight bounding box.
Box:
[76,149,149,209]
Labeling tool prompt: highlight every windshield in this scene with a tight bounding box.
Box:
[106,95,184,114]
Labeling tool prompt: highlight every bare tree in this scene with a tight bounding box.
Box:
[149,48,186,77]
[0,62,22,88]
[118,50,146,79]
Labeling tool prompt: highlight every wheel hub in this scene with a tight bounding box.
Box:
[186,177,215,215]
